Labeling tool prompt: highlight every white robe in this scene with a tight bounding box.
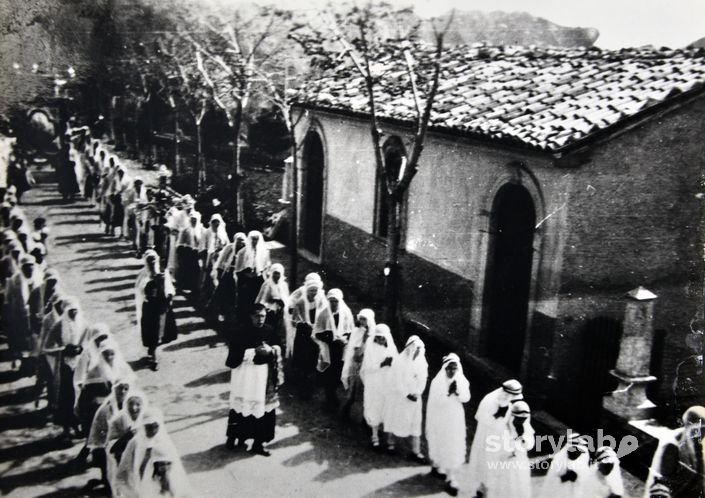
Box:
[360,328,398,427]
[585,462,624,498]
[383,341,428,438]
[485,416,535,498]
[115,430,187,498]
[541,445,592,498]
[425,366,470,472]
[467,387,514,493]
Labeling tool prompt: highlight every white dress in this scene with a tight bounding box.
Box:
[467,387,513,494]
[383,338,428,438]
[485,417,534,498]
[425,364,470,472]
[541,445,591,498]
[360,327,397,427]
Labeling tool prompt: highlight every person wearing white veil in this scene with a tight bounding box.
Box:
[234,230,271,319]
[86,378,132,491]
[122,177,148,250]
[313,288,355,411]
[425,352,470,496]
[467,378,524,497]
[541,432,592,498]
[340,308,376,422]
[175,209,203,294]
[484,400,534,498]
[384,335,428,460]
[44,295,90,440]
[137,445,193,498]
[198,213,228,304]
[586,446,624,498]
[209,232,246,323]
[4,253,42,368]
[285,273,328,398]
[256,262,290,340]
[114,404,174,498]
[134,250,177,370]
[360,323,398,449]
[107,389,148,493]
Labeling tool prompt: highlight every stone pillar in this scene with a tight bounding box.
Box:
[603,286,658,420]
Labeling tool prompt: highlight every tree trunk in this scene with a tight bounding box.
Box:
[133,102,141,161]
[108,96,116,144]
[196,121,205,193]
[173,107,180,175]
[230,105,244,229]
[384,193,404,342]
[147,98,155,167]
[289,130,299,285]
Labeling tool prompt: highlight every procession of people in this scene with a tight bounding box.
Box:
[1,125,704,498]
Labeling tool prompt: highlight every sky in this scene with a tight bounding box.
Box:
[237,0,705,49]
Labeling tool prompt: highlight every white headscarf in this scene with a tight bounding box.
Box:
[234,230,270,275]
[390,335,428,396]
[341,309,377,388]
[256,262,290,307]
[360,323,398,383]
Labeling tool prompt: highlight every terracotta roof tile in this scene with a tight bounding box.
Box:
[293,45,705,151]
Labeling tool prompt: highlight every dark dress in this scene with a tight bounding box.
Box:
[236,271,263,319]
[176,245,201,293]
[111,193,124,229]
[140,273,177,349]
[225,323,281,443]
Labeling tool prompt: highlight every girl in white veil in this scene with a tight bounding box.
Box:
[360,323,397,449]
[426,353,470,496]
[384,335,428,459]
[484,401,534,498]
[340,309,376,422]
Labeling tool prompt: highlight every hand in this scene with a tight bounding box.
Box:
[380,356,393,368]
[448,380,457,396]
[406,394,418,402]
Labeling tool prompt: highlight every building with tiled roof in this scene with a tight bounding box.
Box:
[289,44,705,428]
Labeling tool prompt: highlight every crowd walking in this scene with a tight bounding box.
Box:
[0,122,701,498]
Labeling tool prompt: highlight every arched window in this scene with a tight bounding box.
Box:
[374,137,406,239]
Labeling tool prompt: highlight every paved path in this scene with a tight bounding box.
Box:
[0,168,646,497]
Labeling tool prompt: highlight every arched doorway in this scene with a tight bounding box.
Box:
[483,183,536,373]
[301,131,325,256]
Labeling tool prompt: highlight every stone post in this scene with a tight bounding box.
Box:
[603,286,658,420]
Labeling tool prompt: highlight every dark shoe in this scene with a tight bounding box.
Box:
[225,437,235,450]
[385,446,396,455]
[150,360,159,371]
[250,443,271,457]
[429,467,446,480]
[445,483,459,496]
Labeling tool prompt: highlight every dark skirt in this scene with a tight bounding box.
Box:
[140,302,177,348]
[111,195,124,228]
[236,273,263,318]
[77,382,111,432]
[293,323,318,374]
[176,247,200,292]
[226,408,275,443]
[212,269,236,312]
[55,362,78,428]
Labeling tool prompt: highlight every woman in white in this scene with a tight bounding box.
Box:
[198,214,229,302]
[87,378,132,490]
[587,446,624,498]
[115,407,190,498]
[340,309,376,422]
[484,401,534,498]
[425,352,470,496]
[360,323,397,449]
[541,432,592,498]
[384,335,428,460]
[109,391,148,495]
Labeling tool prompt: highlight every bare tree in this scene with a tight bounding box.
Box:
[157,33,212,192]
[292,2,454,339]
[186,6,289,227]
